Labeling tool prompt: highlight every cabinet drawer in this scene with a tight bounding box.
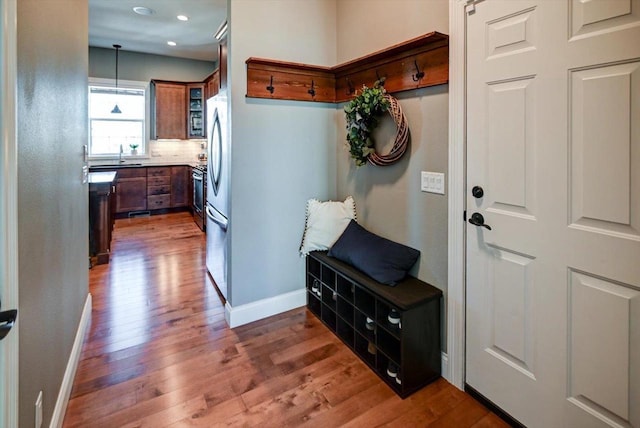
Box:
[147,194,171,209]
[116,167,147,178]
[147,185,170,196]
[147,175,170,186]
[147,167,171,177]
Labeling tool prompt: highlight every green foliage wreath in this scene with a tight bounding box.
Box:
[344,81,390,167]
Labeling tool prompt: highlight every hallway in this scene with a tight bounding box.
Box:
[63,212,507,427]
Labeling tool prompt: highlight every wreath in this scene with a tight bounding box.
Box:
[344,80,409,167]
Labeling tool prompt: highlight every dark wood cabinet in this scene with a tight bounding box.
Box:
[205,70,220,100]
[306,251,442,398]
[147,167,171,210]
[170,166,190,207]
[115,168,147,213]
[151,81,187,140]
[89,171,117,265]
[91,165,193,217]
[187,83,205,138]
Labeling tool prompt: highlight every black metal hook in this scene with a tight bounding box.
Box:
[346,77,355,95]
[308,79,316,97]
[266,75,274,94]
[375,70,386,86]
[412,60,425,82]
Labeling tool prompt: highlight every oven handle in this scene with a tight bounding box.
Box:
[206,205,228,231]
[192,173,203,181]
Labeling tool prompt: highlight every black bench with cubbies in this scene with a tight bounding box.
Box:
[306,251,442,398]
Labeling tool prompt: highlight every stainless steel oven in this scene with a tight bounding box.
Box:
[192,165,206,231]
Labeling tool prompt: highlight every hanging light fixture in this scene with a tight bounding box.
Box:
[111,44,122,114]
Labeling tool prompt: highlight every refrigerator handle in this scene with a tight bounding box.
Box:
[206,205,228,231]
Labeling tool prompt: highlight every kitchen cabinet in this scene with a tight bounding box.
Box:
[170,166,190,207]
[91,165,193,216]
[89,171,117,265]
[187,83,205,138]
[147,167,172,210]
[115,168,147,213]
[205,70,220,100]
[151,81,187,140]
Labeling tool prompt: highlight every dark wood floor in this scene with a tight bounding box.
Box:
[63,212,509,427]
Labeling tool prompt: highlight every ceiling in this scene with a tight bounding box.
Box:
[89,0,227,62]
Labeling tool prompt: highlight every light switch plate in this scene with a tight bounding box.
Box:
[421,171,445,194]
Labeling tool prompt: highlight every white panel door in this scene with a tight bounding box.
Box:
[466,1,640,427]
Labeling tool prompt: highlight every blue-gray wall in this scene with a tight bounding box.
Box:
[228,0,338,306]
[17,1,89,426]
[89,47,215,82]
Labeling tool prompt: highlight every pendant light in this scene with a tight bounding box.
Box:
[111,44,122,114]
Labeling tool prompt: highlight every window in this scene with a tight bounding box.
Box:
[88,79,147,157]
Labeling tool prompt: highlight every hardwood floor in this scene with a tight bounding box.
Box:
[63,212,509,427]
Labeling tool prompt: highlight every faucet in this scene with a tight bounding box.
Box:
[119,144,125,163]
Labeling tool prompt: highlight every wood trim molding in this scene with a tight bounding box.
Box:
[0,1,19,426]
[446,0,467,390]
[224,289,306,328]
[50,293,92,428]
[246,32,448,103]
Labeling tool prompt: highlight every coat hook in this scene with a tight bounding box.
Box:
[375,70,386,86]
[412,60,425,82]
[308,79,316,97]
[346,77,355,95]
[266,75,274,94]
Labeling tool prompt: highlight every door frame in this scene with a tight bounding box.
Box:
[446,0,467,389]
[1,0,19,426]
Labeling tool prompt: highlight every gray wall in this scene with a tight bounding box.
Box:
[228,0,337,306]
[89,47,216,82]
[17,1,89,426]
[335,0,449,348]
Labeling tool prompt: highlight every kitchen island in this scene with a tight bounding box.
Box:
[89,171,117,265]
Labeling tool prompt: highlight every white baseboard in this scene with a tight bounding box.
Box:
[225,289,306,328]
[441,351,449,382]
[50,293,92,428]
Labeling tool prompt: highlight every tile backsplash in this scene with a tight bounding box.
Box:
[89,139,206,166]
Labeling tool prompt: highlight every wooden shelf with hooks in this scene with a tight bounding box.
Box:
[245,32,448,103]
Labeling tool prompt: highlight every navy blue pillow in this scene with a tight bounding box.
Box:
[328,220,420,285]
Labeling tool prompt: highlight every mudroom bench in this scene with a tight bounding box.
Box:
[306,251,442,398]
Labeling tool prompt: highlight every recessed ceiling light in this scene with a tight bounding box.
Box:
[177,15,189,21]
[167,41,177,47]
[132,6,154,16]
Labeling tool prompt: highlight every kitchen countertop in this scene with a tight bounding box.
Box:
[89,162,205,170]
[88,171,117,184]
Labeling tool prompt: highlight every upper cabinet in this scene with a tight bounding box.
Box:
[187,83,205,138]
[151,81,188,140]
[204,70,220,100]
[151,80,208,140]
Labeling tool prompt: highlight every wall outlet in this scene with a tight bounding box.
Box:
[35,391,43,428]
[421,171,445,194]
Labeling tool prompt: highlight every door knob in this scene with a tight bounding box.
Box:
[0,308,17,341]
[468,212,492,230]
[472,186,484,198]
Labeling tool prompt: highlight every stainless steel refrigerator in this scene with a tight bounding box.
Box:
[205,92,229,300]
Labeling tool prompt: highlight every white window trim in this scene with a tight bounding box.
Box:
[88,77,151,160]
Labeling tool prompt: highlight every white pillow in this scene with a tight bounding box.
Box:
[299,196,357,256]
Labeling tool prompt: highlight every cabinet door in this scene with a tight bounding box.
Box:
[153,82,186,139]
[170,166,190,207]
[187,83,205,138]
[206,70,220,99]
[116,177,147,213]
